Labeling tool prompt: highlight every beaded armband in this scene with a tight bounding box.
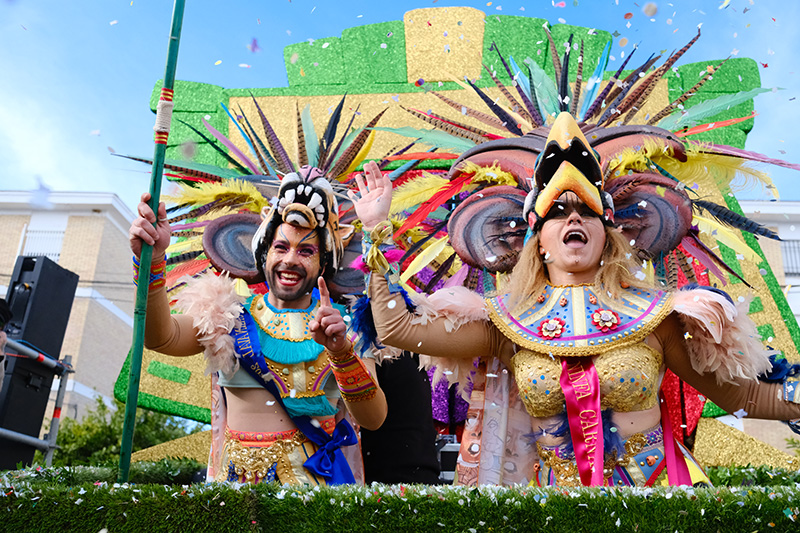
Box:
[329,346,378,402]
[784,377,800,404]
[133,255,167,290]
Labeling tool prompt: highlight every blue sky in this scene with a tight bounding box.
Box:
[1,0,798,212]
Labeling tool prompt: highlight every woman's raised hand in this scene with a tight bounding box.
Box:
[349,160,392,232]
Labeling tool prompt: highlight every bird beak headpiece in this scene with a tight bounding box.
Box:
[522,112,614,231]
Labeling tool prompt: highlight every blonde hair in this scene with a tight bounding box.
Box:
[503,227,653,312]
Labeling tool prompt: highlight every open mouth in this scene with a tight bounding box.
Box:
[276,270,304,286]
[563,229,588,248]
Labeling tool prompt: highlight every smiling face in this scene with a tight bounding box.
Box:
[263,223,322,309]
[534,191,606,285]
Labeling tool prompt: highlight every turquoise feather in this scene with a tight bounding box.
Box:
[509,56,532,100]
[369,126,475,152]
[523,57,559,120]
[657,87,773,131]
[301,104,320,167]
[579,41,611,120]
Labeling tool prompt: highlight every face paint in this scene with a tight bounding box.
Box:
[264,223,322,308]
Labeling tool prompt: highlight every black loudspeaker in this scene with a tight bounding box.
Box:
[0,256,78,469]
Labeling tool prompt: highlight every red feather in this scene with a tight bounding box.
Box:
[166,259,211,287]
[385,152,460,161]
[394,173,474,238]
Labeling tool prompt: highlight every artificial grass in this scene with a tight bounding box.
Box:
[2,464,800,532]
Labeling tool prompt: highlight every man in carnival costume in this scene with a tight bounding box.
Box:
[129,164,387,485]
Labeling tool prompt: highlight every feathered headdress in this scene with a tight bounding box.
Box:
[119,95,385,296]
[376,29,799,292]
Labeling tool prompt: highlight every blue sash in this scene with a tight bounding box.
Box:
[230,309,357,484]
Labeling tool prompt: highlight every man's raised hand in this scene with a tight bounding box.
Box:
[129,192,171,262]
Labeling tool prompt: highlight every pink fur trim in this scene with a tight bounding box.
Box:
[173,272,246,377]
[349,248,405,273]
[673,289,775,384]
[407,286,489,398]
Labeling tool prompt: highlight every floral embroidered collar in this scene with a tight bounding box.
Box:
[486,285,672,357]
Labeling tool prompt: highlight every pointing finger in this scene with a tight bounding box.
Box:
[317,277,332,308]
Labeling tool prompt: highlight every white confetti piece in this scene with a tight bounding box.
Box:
[387,300,397,309]
[110,20,118,26]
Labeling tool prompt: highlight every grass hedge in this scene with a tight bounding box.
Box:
[2,464,799,532]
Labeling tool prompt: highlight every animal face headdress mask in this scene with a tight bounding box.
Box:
[251,165,354,279]
[523,112,614,230]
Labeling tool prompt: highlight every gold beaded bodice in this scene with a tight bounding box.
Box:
[486,284,671,418]
[512,343,663,417]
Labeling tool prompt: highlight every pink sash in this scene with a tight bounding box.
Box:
[560,357,605,486]
[659,391,692,485]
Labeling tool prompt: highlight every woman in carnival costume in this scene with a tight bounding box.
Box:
[347,32,800,487]
[128,98,389,485]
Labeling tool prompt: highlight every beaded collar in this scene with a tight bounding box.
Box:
[486,284,672,357]
[249,294,317,342]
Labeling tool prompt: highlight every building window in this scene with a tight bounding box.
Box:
[21,213,68,263]
[781,240,800,276]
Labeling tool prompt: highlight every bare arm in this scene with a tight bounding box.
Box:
[129,192,202,356]
[657,312,800,420]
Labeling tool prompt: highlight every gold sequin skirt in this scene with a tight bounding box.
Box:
[534,425,710,487]
[217,419,336,485]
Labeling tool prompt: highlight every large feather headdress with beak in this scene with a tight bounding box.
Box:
[377,28,798,291]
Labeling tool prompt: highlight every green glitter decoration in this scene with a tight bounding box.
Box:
[702,400,728,418]
[342,21,407,85]
[114,349,211,424]
[749,296,764,315]
[718,242,744,284]
[147,360,192,385]
[757,323,776,342]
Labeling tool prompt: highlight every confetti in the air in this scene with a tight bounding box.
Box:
[642,2,658,17]
[214,60,222,66]
[247,38,261,53]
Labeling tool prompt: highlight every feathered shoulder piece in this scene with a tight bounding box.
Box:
[672,285,775,384]
[173,272,247,377]
[408,285,489,398]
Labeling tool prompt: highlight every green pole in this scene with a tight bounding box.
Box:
[118,0,186,483]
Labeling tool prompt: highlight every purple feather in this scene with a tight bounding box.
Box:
[250,94,296,174]
[583,46,638,122]
[201,118,259,174]
[692,142,800,172]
